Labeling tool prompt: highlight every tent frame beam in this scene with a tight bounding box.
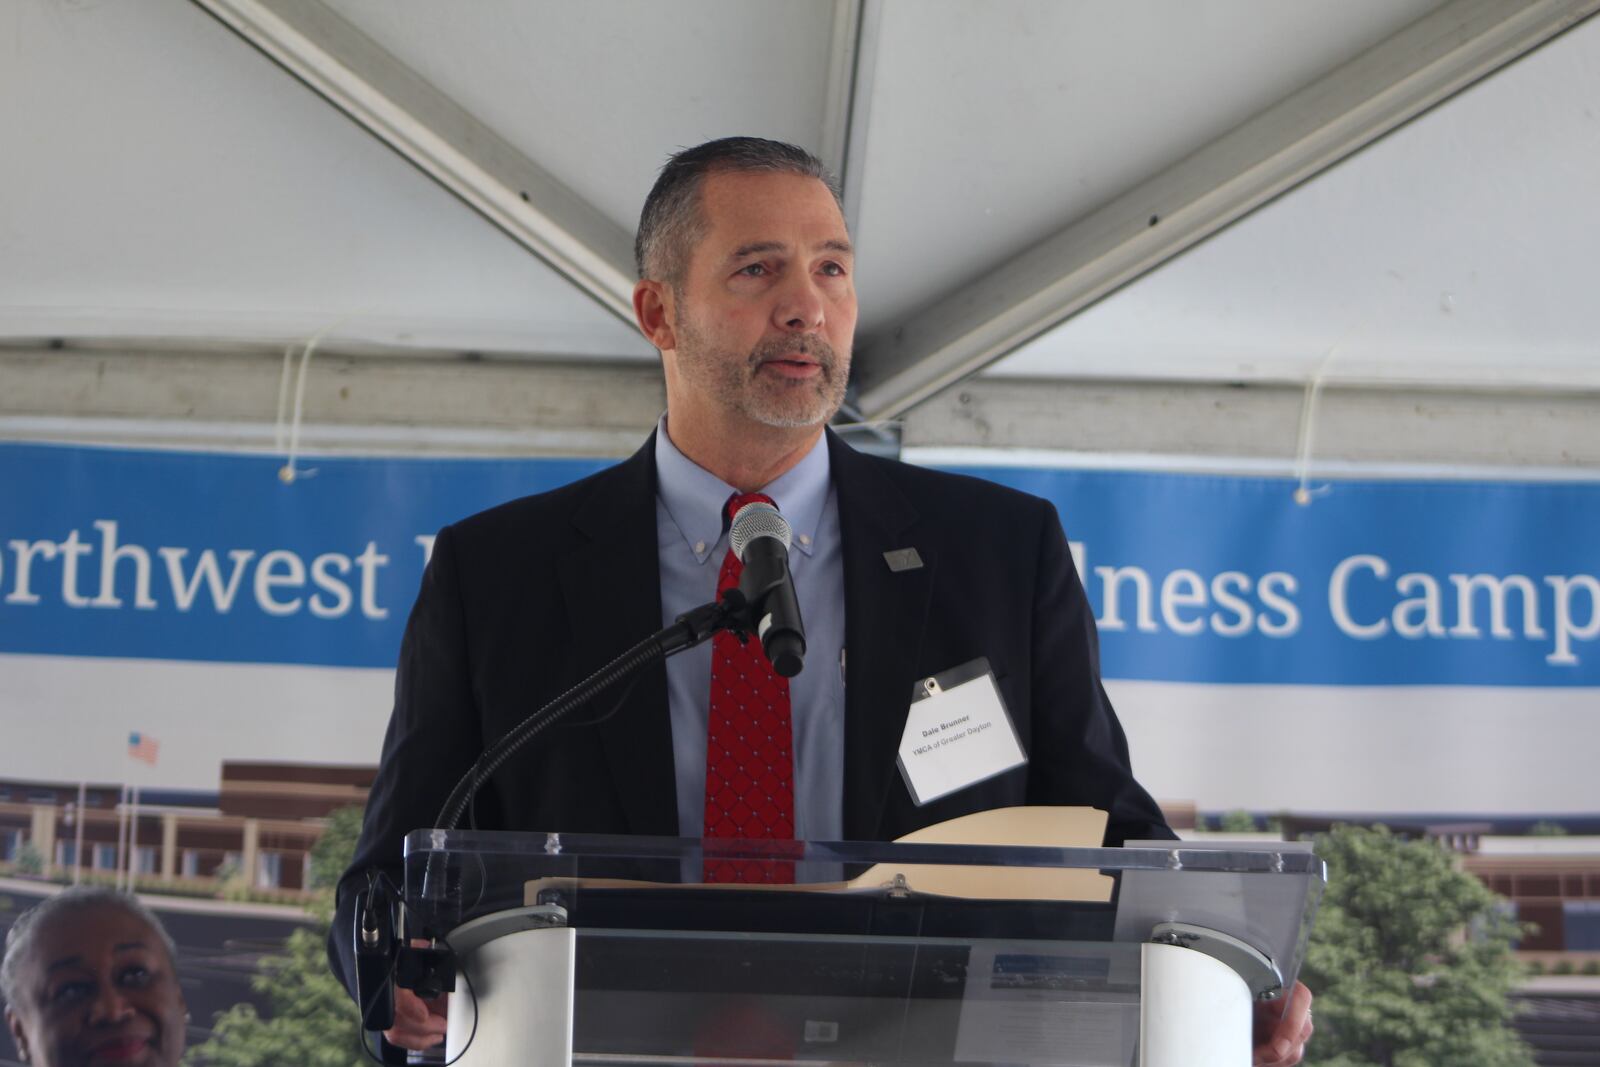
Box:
[902,376,1600,469]
[819,0,865,204]
[0,346,663,457]
[9,345,1597,469]
[854,0,1600,420]
[191,0,639,326]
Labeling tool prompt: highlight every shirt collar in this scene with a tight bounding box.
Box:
[654,414,831,564]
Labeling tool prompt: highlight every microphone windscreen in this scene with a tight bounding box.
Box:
[730,501,791,560]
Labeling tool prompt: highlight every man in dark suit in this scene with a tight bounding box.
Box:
[333,137,1312,1064]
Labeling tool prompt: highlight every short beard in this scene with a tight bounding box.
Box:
[674,317,850,430]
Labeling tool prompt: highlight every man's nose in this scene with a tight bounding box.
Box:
[774,273,825,332]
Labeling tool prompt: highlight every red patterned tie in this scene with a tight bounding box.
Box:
[702,492,796,883]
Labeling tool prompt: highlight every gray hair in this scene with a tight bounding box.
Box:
[634,136,842,286]
[1,887,177,1010]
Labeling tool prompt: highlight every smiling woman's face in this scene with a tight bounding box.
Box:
[4,904,186,1067]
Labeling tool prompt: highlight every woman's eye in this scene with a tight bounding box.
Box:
[120,965,154,987]
[50,981,93,1005]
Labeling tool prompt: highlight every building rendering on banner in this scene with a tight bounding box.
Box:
[1,764,1596,961]
[0,762,374,893]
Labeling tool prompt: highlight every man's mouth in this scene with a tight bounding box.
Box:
[759,354,823,379]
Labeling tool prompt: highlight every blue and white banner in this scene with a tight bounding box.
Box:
[2,443,1597,686]
[1,444,606,669]
[965,465,1599,688]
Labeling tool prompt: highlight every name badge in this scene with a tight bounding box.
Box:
[896,657,1027,806]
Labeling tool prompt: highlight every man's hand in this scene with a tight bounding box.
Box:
[1252,981,1313,1066]
[385,986,449,1052]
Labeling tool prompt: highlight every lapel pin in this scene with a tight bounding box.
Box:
[883,547,924,573]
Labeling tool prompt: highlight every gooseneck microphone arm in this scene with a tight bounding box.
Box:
[362,595,754,1040]
[431,501,806,836]
[431,591,750,835]
[370,504,808,1037]
[408,588,752,952]
[416,506,807,919]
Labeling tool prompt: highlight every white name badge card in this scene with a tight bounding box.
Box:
[896,657,1027,806]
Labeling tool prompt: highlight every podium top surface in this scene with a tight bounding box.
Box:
[401,826,1322,874]
[400,828,1326,1004]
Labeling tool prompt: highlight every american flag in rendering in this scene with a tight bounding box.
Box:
[127,732,159,765]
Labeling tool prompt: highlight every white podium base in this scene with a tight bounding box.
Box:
[445,924,575,1065]
[1139,940,1252,1066]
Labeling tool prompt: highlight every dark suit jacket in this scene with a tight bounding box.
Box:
[330,430,1173,990]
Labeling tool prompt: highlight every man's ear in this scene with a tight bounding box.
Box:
[632,279,677,352]
[6,1006,31,1063]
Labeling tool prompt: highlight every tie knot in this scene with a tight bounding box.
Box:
[725,491,776,522]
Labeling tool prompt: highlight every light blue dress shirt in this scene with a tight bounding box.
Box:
[654,418,846,842]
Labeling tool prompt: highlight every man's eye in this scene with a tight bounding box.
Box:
[819,262,847,277]
[737,263,768,277]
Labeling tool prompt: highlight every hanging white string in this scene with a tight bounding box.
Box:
[274,343,296,455]
[1292,347,1338,506]
[276,322,343,483]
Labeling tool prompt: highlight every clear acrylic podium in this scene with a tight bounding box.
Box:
[402,829,1324,1067]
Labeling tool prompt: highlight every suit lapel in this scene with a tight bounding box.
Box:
[829,432,934,840]
[556,435,679,836]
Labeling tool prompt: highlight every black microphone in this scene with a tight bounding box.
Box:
[353,883,396,1032]
[730,501,806,677]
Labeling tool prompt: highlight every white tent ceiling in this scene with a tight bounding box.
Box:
[1,0,647,357]
[2,0,1596,465]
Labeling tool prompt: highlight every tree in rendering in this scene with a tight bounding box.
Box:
[186,805,367,1067]
[1300,824,1534,1067]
